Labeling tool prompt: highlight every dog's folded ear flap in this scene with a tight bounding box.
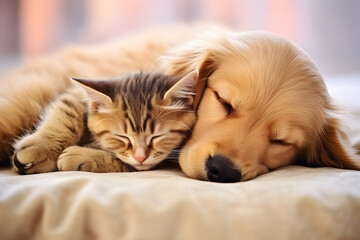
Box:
[193,55,217,109]
[306,118,360,170]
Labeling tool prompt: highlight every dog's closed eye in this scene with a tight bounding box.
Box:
[269,139,291,146]
[214,91,233,115]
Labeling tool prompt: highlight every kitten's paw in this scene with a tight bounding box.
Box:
[58,146,131,173]
[13,135,58,174]
[57,146,99,172]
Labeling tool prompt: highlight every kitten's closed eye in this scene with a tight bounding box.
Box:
[105,134,131,150]
[150,134,164,143]
[115,134,130,142]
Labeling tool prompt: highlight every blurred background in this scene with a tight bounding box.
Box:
[0,0,359,77]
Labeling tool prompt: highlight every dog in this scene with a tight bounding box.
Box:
[0,24,359,182]
[161,29,360,182]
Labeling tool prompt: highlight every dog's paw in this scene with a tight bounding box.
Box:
[13,134,58,174]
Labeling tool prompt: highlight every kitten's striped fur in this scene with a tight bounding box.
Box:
[13,70,198,174]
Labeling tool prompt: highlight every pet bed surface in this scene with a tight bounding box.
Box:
[1,77,360,240]
[1,166,360,240]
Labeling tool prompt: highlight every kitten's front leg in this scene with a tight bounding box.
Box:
[13,87,86,174]
[57,146,134,173]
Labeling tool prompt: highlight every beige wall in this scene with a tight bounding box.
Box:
[0,0,359,74]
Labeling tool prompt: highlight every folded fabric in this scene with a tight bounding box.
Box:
[1,166,360,240]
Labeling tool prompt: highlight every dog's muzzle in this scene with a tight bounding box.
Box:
[206,154,241,183]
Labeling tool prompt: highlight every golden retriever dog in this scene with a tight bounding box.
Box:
[161,29,360,182]
[0,24,359,182]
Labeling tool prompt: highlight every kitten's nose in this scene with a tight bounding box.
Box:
[133,147,149,163]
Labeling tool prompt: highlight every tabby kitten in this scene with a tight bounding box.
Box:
[13,70,199,174]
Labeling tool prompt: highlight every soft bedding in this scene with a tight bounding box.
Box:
[0,77,360,240]
[1,166,360,240]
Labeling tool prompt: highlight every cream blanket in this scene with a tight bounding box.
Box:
[1,166,360,240]
[1,77,360,240]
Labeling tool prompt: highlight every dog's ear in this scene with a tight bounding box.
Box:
[306,117,360,170]
[193,54,217,109]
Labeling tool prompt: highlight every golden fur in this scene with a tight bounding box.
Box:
[162,29,360,181]
[0,24,359,181]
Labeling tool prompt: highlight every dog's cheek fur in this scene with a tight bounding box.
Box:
[306,117,360,170]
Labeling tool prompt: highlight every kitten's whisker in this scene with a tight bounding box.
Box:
[153,107,171,124]
[70,109,98,120]
[154,109,194,124]
[94,118,121,129]
[160,120,193,132]
[154,108,193,124]
[69,110,88,120]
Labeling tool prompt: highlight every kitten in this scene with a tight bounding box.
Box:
[12,70,199,174]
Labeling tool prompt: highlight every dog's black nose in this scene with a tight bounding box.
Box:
[206,155,241,183]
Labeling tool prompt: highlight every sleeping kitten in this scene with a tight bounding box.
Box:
[12,70,199,174]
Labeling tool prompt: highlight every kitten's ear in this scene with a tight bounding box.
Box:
[71,78,112,107]
[164,69,199,109]
[162,50,217,110]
